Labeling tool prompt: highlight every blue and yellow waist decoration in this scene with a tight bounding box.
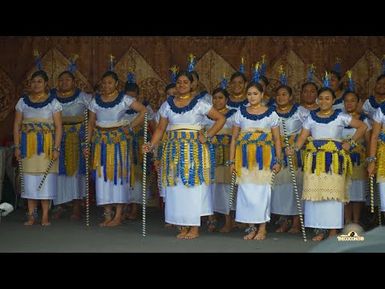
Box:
[161,130,214,187]
[91,126,131,185]
[21,122,55,159]
[303,138,352,176]
[156,133,168,161]
[235,130,276,177]
[281,134,302,170]
[377,131,385,179]
[211,134,232,166]
[58,122,86,176]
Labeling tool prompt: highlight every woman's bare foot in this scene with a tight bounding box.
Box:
[288,226,301,234]
[52,206,65,220]
[312,229,327,241]
[219,222,234,233]
[184,227,199,239]
[275,219,290,233]
[105,218,122,227]
[328,229,338,239]
[253,229,267,240]
[243,226,257,240]
[207,220,217,233]
[164,223,174,228]
[99,211,114,227]
[70,213,81,221]
[24,213,36,226]
[41,220,51,226]
[176,226,189,239]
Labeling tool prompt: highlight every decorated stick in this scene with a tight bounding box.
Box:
[281,119,307,242]
[370,175,375,213]
[142,113,148,237]
[377,177,382,226]
[84,108,90,227]
[228,170,237,212]
[37,159,55,191]
[18,159,24,202]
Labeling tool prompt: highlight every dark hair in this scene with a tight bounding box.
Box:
[31,70,48,82]
[276,85,292,96]
[190,71,199,81]
[165,83,176,93]
[230,71,247,82]
[58,71,75,80]
[102,71,119,82]
[342,90,360,101]
[125,82,139,95]
[301,81,318,92]
[212,87,230,99]
[176,70,194,83]
[376,74,385,82]
[246,81,264,93]
[329,70,342,81]
[318,87,336,99]
[259,75,269,86]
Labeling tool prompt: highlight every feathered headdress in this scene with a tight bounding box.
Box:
[170,65,179,84]
[346,70,355,92]
[333,57,342,76]
[68,54,79,73]
[323,71,331,88]
[278,65,288,86]
[252,62,260,83]
[239,57,245,74]
[126,71,136,84]
[260,55,267,77]
[33,49,43,71]
[187,54,196,72]
[108,54,115,71]
[307,64,316,82]
[220,73,228,89]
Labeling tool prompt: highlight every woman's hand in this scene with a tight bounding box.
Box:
[14,148,21,161]
[143,142,154,153]
[154,159,161,171]
[272,163,281,174]
[368,162,376,177]
[285,146,294,156]
[198,131,207,144]
[83,147,90,159]
[342,141,351,152]
[52,150,60,161]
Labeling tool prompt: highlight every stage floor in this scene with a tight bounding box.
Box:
[0,207,384,252]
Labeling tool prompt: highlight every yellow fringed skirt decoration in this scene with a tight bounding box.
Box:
[92,126,131,185]
[211,133,232,184]
[20,122,57,173]
[377,132,385,182]
[302,138,352,202]
[234,130,276,184]
[161,130,212,187]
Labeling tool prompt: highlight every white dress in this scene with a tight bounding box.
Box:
[233,106,280,224]
[341,116,371,202]
[88,93,135,206]
[332,96,345,111]
[54,90,92,205]
[204,108,237,214]
[373,107,385,211]
[15,94,62,200]
[302,110,352,229]
[271,105,309,215]
[123,102,155,204]
[363,96,382,123]
[159,97,213,226]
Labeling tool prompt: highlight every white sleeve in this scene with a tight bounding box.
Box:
[233,110,241,127]
[124,95,135,109]
[146,105,155,121]
[270,111,280,128]
[15,98,25,112]
[364,117,372,131]
[340,112,353,127]
[52,99,63,113]
[88,98,97,113]
[298,106,310,123]
[302,115,313,130]
[158,101,169,119]
[373,107,384,124]
[198,100,212,116]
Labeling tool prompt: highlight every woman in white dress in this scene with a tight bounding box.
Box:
[143,71,225,239]
[51,70,92,220]
[85,71,146,227]
[204,87,237,233]
[229,81,283,240]
[367,102,385,216]
[342,91,371,225]
[287,87,367,241]
[13,70,63,226]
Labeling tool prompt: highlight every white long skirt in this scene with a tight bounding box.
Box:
[271,183,302,215]
[21,173,57,200]
[348,179,366,202]
[165,181,212,226]
[128,181,151,204]
[212,183,235,214]
[379,183,385,211]
[54,174,86,205]
[304,200,344,229]
[235,183,271,224]
[95,167,130,206]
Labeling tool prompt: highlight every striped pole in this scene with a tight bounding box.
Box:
[142,113,148,237]
[84,108,90,227]
[281,119,307,242]
[37,159,55,191]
